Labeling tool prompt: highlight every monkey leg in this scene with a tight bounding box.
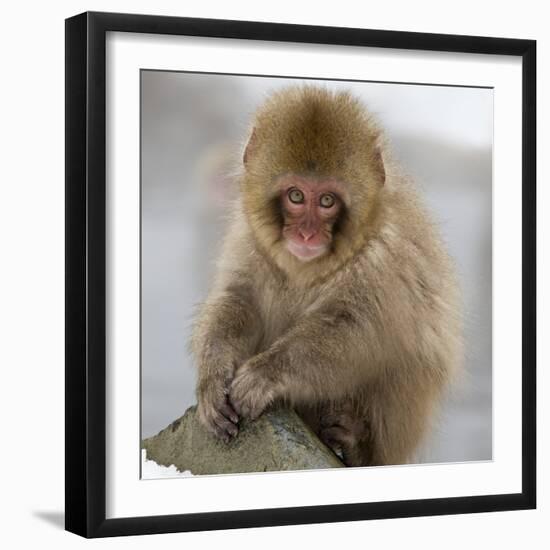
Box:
[354,372,440,467]
[315,384,434,467]
[295,364,440,467]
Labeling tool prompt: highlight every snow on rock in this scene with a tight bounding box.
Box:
[141,449,194,479]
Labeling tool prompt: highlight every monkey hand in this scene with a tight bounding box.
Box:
[229,353,278,420]
[197,377,240,443]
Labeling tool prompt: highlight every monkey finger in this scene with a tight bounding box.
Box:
[219,401,239,424]
[198,407,236,442]
[212,425,231,444]
[241,398,264,420]
[213,413,239,439]
[230,397,252,419]
[248,401,265,421]
[201,417,229,442]
[230,397,256,420]
[228,388,243,416]
[228,396,243,417]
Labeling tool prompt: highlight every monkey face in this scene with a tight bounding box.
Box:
[241,86,386,280]
[278,175,346,262]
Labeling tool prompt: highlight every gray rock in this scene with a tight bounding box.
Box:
[142,406,344,475]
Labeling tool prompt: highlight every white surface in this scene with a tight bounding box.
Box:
[106,29,521,519]
[141,450,193,478]
[0,1,547,549]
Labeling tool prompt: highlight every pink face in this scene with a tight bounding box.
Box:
[279,176,346,262]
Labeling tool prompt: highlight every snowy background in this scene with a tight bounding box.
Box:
[140,71,492,465]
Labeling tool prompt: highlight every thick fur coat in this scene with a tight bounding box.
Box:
[191,86,463,466]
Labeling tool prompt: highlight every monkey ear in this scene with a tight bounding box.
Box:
[243,128,258,167]
[373,147,386,186]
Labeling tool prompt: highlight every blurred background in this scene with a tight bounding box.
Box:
[141,71,492,464]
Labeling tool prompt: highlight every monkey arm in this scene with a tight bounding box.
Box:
[192,281,263,440]
[193,283,262,371]
[230,302,375,419]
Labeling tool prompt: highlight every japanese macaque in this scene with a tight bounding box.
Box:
[191,86,462,467]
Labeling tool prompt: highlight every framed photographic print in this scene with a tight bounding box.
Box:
[65,11,536,538]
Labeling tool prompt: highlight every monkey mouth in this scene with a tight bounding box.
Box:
[286,240,327,262]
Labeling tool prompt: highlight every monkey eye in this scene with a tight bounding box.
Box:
[288,188,305,204]
[320,193,335,208]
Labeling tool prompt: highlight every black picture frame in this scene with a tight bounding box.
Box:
[65,11,536,538]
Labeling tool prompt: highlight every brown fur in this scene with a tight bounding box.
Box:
[191,85,463,466]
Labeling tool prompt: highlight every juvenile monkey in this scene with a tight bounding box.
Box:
[191,86,462,466]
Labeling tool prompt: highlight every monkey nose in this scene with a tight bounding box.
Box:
[299,228,317,242]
